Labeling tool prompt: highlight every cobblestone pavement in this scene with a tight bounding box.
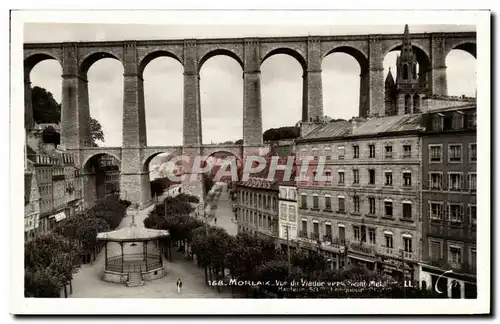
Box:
[69,205,231,298]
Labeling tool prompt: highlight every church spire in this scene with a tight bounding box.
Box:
[385,67,395,86]
[400,24,414,61]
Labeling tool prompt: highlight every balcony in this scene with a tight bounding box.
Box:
[377,247,418,262]
[427,259,477,275]
[321,235,346,253]
[309,232,320,241]
[298,230,308,239]
[348,242,376,256]
[428,222,476,241]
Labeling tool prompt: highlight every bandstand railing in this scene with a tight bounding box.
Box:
[106,253,162,273]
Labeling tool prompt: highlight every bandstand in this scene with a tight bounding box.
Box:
[96,214,169,286]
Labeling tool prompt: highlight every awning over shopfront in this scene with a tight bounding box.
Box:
[54,211,67,222]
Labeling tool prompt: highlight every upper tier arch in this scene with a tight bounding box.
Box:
[198,46,244,72]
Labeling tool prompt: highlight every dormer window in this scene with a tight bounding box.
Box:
[452,111,465,130]
[432,113,444,131]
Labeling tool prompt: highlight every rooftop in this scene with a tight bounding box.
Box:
[299,114,424,142]
[97,215,169,242]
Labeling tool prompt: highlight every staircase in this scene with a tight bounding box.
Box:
[126,272,144,287]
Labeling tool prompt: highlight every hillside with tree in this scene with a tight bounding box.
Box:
[31,86,105,146]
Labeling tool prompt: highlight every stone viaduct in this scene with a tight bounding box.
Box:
[23,29,476,208]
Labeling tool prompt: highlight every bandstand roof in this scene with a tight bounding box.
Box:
[97,223,169,242]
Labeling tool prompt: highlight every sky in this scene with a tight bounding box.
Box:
[26,23,477,148]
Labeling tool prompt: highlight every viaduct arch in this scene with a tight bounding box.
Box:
[24,30,476,208]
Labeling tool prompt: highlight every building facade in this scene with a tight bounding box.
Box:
[295,116,422,281]
[24,155,40,241]
[419,104,477,298]
[236,178,279,240]
[25,125,84,237]
[277,183,299,250]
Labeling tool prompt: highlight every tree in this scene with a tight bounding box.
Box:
[25,232,78,297]
[89,117,104,145]
[234,139,243,145]
[263,126,300,142]
[31,86,61,124]
[31,86,105,146]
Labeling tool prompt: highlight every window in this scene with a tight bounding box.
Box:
[338,226,345,241]
[428,172,443,189]
[324,195,332,210]
[470,247,477,269]
[448,245,462,263]
[452,112,464,130]
[467,112,477,129]
[429,145,442,163]
[312,194,319,209]
[448,173,463,191]
[300,148,307,160]
[312,147,318,160]
[384,201,393,217]
[280,204,287,220]
[325,170,332,182]
[413,95,420,113]
[368,228,376,245]
[325,224,332,237]
[289,189,296,200]
[448,144,462,162]
[447,203,464,223]
[368,169,375,185]
[338,197,345,213]
[369,197,376,215]
[338,171,345,184]
[385,172,393,186]
[385,145,393,158]
[338,146,345,160]
[353,145,360,158]
[403,237,412,252]
[325,146,332,160]
[468,173,477,191]
[385,234,393,248]
[353,196,360,213]
[469,204,476,225]
[353,226,360,241]
[469,143,477,162]
[430,240,442,260]
[429,202,444,220]
[402,203,412,219]
[353,169,359,184]
[433,114,444,131]
[313,222,319,237]
[301,220,308,234]
[301,194,307,209]
[259,214,262,227]
[403,145,411,158]
[403,172,412,187]
[369,144,376,158]
[280,188,287,199]
[404,94,411,114]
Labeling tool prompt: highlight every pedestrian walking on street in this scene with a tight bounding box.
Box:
[214,217,217,225]
[176,278,183,294]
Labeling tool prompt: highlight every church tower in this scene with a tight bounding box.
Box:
[384,25,428,115]
[384,67,396,115]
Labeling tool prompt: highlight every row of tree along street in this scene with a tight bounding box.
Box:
[24,196,131,298]
[144,195,441,298]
